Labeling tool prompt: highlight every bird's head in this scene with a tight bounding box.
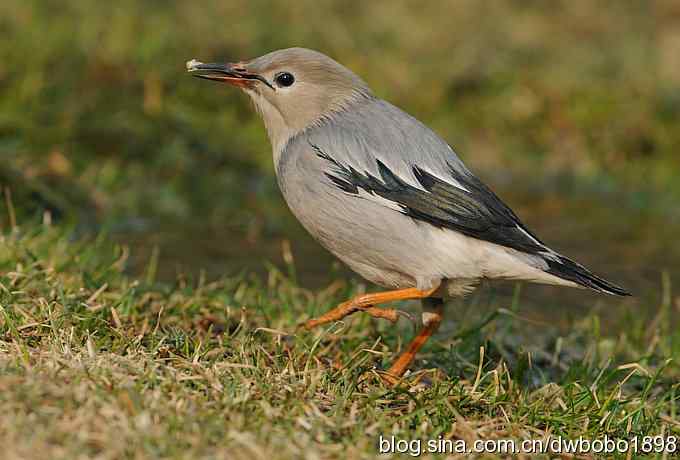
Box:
[187,48,372,151]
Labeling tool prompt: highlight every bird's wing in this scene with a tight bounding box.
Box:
[298,100,629,296]
[310,139,548,256]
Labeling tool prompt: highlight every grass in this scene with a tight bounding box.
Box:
[1,221,678,459]
[2,0,680,230]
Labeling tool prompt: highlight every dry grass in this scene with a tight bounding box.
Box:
[1,223,677,459]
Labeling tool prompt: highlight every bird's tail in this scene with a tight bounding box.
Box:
[542,252,631,296]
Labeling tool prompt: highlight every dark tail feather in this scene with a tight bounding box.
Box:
[544,254,631,296]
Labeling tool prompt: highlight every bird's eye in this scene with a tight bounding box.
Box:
[274,72,295,87]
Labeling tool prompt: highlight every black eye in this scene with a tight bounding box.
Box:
[274,72,295,87]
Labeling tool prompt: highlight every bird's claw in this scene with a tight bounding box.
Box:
[395,309,415,322]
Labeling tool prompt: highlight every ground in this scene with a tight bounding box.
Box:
[1,224,677,459]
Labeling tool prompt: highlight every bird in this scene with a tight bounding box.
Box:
[186,48,630,383]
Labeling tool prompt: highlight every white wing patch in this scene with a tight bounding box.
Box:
[516,225,542,245]
[328,152,472,216]
[539,249,562,262]
[343,148,471,196]
[355,188,404,212]
[418,166,471,193]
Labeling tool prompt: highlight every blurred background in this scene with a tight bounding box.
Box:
[1,0,679,328]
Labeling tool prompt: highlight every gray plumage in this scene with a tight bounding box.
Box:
[187,47,630,299]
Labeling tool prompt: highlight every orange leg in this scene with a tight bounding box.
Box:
[301,287,437,330]
[382,298,444,385]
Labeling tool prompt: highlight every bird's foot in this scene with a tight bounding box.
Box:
[379,301,444,387]
[300,304,411,330]
[378,371,402,387]
[363,306,413,323]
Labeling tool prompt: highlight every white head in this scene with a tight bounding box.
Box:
[188,48,373,153]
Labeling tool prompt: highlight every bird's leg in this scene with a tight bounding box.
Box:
[382,297,444,385]
[301,287,437,330]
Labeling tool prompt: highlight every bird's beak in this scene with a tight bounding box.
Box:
[186,59,273,89]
